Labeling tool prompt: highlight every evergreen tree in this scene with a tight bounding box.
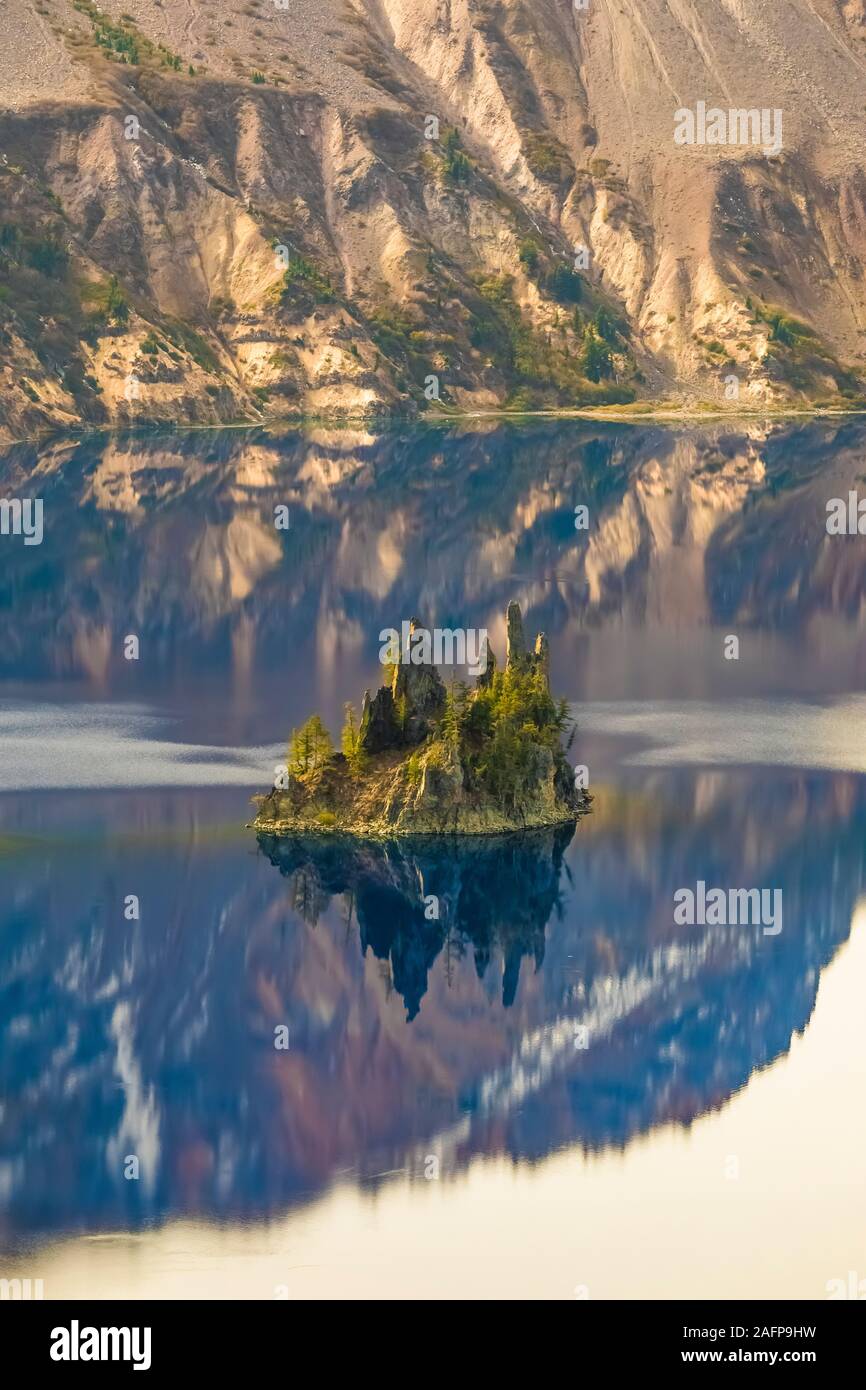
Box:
[288,714,333,778]
[441,679,469,751]
[593,307,618,343]
[104,275,129,326]
[341,702,366,774]
[581,326,613,382]
[394,690,410,742]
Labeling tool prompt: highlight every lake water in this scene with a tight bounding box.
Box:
[1,418,865,1300]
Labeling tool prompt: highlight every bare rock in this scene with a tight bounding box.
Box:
[359,685,399,753]
[506,600,527,670]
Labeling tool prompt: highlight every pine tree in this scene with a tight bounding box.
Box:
[581,326,613,383]
[104,275,129,326]
[341,702,366,775]
[441,679,469,751]
[288,714,333,778]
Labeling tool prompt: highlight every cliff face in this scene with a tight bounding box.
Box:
[2,0,866,441]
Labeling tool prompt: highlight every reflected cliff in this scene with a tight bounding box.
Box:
[1,418,866,729]
[0,765,862,1247]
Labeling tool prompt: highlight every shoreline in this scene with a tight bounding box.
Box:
[3,403,866,449]
[251,810,584,841]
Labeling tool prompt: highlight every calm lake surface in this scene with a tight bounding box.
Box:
[1,418,865,1299]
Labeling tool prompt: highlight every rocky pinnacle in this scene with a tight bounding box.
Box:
[506,600,526,670]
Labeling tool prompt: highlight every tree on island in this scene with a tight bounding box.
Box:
[288,714,333,779]
[340,702,366,774]
[441,679,470,752]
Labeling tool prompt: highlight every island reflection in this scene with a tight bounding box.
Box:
[1,767,862,1248]
[257,825,575,1018]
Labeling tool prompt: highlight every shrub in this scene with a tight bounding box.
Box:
[518,238,541,273]
[277,250,335,306]
[25,235,68,278]
[523,131,574,183]
[103,274,129,325]
[544,263,583,304]
[441,128,471,184]
[163,320,221,373]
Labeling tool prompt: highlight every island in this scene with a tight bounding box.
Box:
[252,602,591,837]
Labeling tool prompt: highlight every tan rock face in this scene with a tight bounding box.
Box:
[2,0,866,440]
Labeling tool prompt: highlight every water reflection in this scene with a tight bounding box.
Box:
[1,418,865,1292]
[1,417,865,732]
[258,825,575,1018]
[0,765,862,1249]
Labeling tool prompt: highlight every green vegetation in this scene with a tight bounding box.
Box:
[254,604,587,837]
[72,2,187,71]
[268,347,297,369]
[288,715,334,780]
[518,238,541,273]
[102,274,130,326]
[591,306,622,345]
[523,130,574,184]
[515,236,587,307]
[341,702,367,775]
[441,128,472,185]
[277,248,336,307]
[72,0,141,63]
[0,210,102,410]
[26,237,68,278]
[749,301,815,349]
[0,223,68,279]
[366,305,438,396]
[455,664,571,816]
[162,319,221,373]
[367,305,417,358]
[579,326,614,383]
[468,274,628,404]
[0,221,73,340]
[743,296,863,397]
[544,263,583,304]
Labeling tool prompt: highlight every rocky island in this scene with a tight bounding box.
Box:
[252,603,590,838]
